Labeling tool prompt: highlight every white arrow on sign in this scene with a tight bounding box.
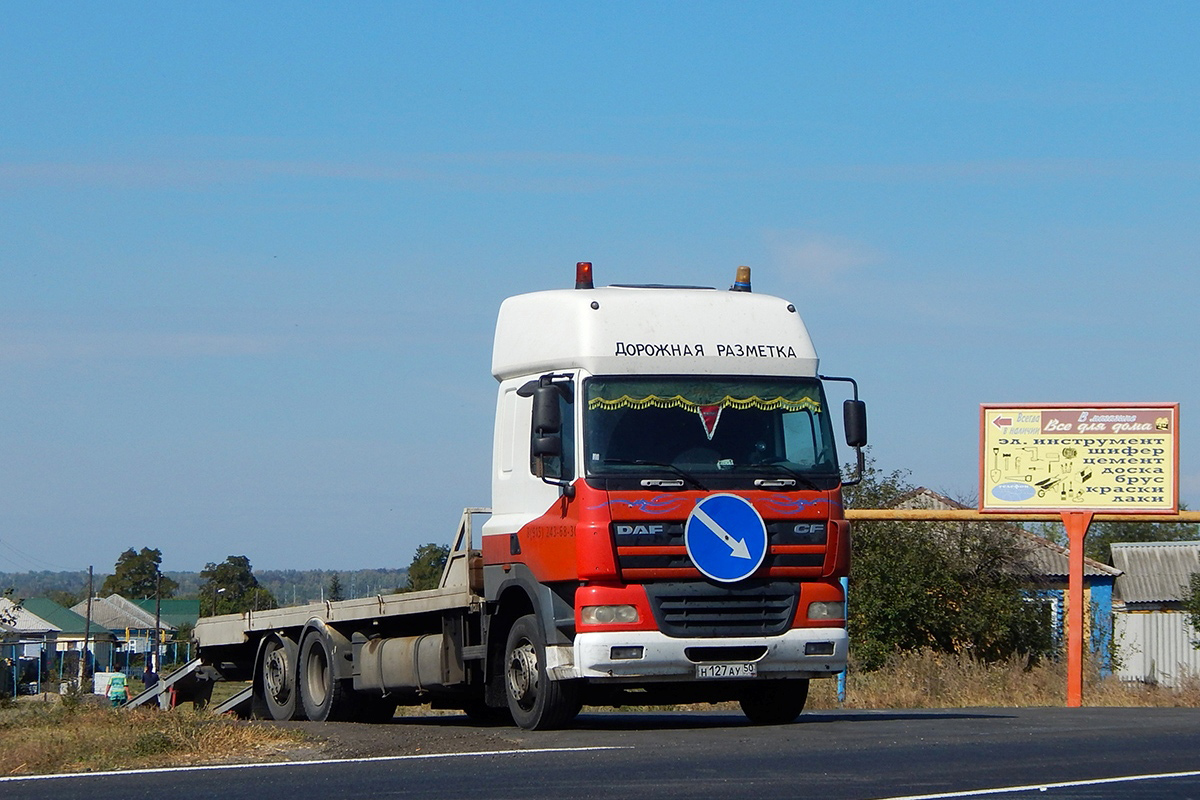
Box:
[692,505,752,560]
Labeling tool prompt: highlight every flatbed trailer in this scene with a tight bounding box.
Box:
[193,509,491,723]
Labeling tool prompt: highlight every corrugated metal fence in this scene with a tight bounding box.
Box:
[1115,611,1200,687]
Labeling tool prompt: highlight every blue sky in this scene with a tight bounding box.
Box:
[2,3,1198,573]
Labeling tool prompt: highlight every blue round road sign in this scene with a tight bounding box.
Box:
[684,494,769,583]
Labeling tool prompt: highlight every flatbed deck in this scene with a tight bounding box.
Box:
[193,508,488,648]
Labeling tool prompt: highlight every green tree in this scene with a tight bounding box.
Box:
[173,621,194,644]
[100,547,179,599]
[404,543,449,592]
[199,555,277,616]
[1184,573,1200,649]
[1029,504,1199,564]
[327,573,345,602]
[845,453,1053,670]
[45,588,81,608]
[1084,510,1199,564]
[0,588,19,627]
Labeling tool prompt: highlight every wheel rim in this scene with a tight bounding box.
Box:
[263,644,291,704]
[506,637,539,712]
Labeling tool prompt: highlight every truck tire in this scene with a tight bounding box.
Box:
[504,614,581,730]
[259,633,301,721]
[739,678,809,725]
[298,629,353,722]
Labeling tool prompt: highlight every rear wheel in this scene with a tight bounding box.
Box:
[739,678,809,725]
[258,633,300,721]
[504,614,581,730]
[299,629,353,721]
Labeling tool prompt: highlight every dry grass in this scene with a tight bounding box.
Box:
[0,696,310,777]
[806,649,1200,709]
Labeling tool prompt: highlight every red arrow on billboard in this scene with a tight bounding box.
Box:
[992,416,1013,429]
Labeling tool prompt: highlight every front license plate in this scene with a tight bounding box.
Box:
[696,662,758,679]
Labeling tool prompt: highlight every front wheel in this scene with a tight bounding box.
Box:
[504,614,581,730]
[739,678,809,725]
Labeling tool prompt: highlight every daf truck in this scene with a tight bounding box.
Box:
[191,262,867,729]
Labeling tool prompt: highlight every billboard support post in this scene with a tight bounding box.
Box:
[1062,510,1094,708]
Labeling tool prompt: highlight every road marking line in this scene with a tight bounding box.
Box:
[873,768,1200,799]
[0,745,630,783]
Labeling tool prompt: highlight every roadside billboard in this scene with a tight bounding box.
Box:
[980,403,1179,514]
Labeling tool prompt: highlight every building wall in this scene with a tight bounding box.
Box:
[1115,610,1200,687]
[1024,576,1116,675]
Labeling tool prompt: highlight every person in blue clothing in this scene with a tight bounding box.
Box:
[107,670,128,707]
[143,660,159,692]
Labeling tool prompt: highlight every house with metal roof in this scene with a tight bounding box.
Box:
[130,597,199,631]
[21,598,117,668]
[71,594,162,634]
[70,594,194,672]
[894,488,1123,672]
[1111,541,1200,686]
[0,598,60,695]
[0,597,60,655]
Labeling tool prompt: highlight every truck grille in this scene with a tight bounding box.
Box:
[643,581,799,638]
[613,520,828,576]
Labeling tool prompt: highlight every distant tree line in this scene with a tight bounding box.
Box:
[0,565,411,607]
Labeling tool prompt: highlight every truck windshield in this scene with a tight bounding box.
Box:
[583,377,838,482]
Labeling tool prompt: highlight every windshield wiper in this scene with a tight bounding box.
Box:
[601,459,707,491]
[739,461,821,491]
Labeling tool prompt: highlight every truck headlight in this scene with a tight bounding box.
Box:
[581,605,639,625]
[807,601,845,621]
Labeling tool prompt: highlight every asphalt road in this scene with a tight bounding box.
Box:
[5,707,1200,800]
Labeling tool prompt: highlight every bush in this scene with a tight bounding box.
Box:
[845,455,1054,670]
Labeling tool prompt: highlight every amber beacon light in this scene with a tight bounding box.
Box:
[575,261,594,290]
[730,265,752,292]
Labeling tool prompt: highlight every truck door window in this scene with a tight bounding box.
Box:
[529,380,575,481]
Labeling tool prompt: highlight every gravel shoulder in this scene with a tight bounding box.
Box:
[261,713,529,761]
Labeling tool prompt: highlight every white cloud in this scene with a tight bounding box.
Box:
[762,230,881,284]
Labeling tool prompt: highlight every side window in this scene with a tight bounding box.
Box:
[783,410,821,468]
[529,380,575,481]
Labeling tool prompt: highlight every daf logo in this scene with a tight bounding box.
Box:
[615,524,666,536]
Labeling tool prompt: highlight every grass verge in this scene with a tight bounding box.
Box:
[0,697,310,777]
[807,649,1200,709]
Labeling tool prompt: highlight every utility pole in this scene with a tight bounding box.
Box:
[153,570,162,671]
[81,566,94,687]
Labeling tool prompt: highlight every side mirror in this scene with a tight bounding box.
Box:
[821,375,868,487]
[532,385,561,435]
[843,399,868,448]
[532,434,562,459]
[528,378,574,497]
